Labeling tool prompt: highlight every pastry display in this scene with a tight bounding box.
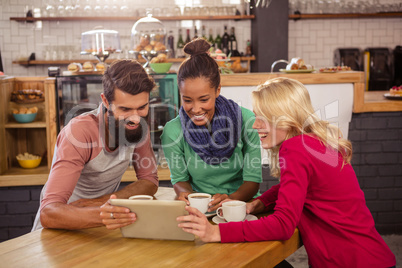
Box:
[150,53,168,63]
[10,89,44,103]
[12,106,38,115]
[285,57,313,71]
[319,66,352,73]
[81,29,121,62]
[130,14,167,68]
[95,62,107,71]
[390,85,402,96]
[16,152,41,161]
[67,62,82,72]
[82,61,95,71]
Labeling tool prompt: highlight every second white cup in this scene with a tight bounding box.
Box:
[188,193,211,214]
[129,195,153,200]
[217,201,246,222]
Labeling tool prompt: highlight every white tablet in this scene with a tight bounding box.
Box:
[109,199,195,241]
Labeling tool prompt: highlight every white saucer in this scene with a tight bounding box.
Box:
[212,214,258,224]
[205,211,216,218]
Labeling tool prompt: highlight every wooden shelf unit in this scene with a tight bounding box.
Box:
[10,15,255,22]
[289,12,402,20]
[12,56,256,66]
[0,77,57,177]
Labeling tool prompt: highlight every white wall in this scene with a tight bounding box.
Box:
[0,0,251,76]
[288,17,402,68]
[1,0,401,76]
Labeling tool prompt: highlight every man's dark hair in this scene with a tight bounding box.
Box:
[102,60,156,102]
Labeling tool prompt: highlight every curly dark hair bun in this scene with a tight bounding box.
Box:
[183,38,211,56]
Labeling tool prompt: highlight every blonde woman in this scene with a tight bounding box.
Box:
[177,78,396,268]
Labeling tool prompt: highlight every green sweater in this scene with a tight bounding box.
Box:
[161,107,262,196]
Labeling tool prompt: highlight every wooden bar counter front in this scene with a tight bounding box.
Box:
[0,188,301,268]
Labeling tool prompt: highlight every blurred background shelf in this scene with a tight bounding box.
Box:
[10,15,256,22]
[289,12,402,20]
[12,56,256,66]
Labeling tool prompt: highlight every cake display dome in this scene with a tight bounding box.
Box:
[81,29,121,62]
[130,14,167,70]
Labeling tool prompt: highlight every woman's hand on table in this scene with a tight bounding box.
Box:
[246,199,265,214]
[208,193,230,212]
[100,194,136,230]
[177,206,221,243]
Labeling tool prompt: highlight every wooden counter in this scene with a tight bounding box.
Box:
[0,166,171,187]
[1,72,400,187]
[220,72,402,113]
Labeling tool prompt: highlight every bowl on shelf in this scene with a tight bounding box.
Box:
[149,63,172,74]
[17,157,42,169]
[13,113,37,123]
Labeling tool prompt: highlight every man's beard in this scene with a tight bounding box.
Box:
[106,109,148,148]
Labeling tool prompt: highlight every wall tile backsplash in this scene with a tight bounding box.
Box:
[289,17,402,69]
[0,0,401,76]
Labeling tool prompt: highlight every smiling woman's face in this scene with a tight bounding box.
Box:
[179,77,220,127]
[252,113,288,149]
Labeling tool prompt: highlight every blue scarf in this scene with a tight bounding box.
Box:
[179,95,242,165]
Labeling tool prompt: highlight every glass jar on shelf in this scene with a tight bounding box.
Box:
[130,14,167,73]
[81,28,121,62]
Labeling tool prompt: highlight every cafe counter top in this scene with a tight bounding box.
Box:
[220,72,402,113]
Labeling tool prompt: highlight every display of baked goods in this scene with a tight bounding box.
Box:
[16,152,41,161]
[67,62,82,72]
[95,62,107,71]
[390,85,402,96]
[150,53,168,63]
[131,14,167,58]
[82,61,95,71]
[230,59,248,73]
[319,66,352,73]
[81,29,121,56]
[10,89,44,103]
[283,58,314,71]
[12,106,38,115]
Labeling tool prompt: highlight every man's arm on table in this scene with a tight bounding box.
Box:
[40,180,157,230]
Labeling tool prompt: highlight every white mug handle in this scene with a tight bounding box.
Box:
[216,207,225,219]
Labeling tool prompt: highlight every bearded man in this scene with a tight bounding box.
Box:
[32,60,158,230]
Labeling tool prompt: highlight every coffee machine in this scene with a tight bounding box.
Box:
[334,48,362,71]
[364,47,393,91]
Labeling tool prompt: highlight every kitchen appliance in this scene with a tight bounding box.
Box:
[55,74,179,150]
[364,47,393,91]
[81,29,122,62]
[130,14,168,73]
[334,48,362,71]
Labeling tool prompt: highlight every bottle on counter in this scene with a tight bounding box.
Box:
[185,29,191,44]
[201,25,207,40]
[222,25,230,56]
[167,30,175,58]
[215,29,222,50]
[229,27,240,56]
[193,26,198,39]
[177,28,185,58]
[208,28,215,48]
[245,39,252,57]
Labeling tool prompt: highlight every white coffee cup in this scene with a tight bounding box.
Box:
[216,201,246,222]
[188,193,211,214]
[129,195,153,200]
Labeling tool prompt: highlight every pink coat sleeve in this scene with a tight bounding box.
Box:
[219,142,309,243]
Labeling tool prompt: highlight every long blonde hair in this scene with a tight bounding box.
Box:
[252,77,352,178]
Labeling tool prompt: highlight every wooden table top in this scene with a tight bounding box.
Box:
[0,188,301,267]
